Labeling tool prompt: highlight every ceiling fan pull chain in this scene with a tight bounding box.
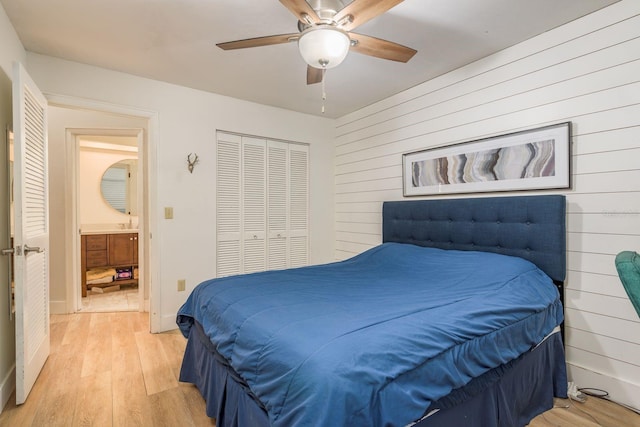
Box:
[321,68,327,114]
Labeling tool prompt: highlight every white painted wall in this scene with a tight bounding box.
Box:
[0,3,25,414]
[334,0,640,412]
[26,53,336,331]
[78,142,138,227]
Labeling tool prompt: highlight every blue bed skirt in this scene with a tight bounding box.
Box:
[415,330,567,426]
[180,321,567,427]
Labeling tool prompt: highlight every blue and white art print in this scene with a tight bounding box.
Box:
[403,122,571,196]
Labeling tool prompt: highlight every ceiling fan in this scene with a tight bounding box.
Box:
[217,0,417,85]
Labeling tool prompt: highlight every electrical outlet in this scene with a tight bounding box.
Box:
[165,207,174,219]
[177,279,186,291]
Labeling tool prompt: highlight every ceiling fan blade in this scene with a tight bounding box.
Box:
[279,0,321,24]
[335,0,405,32]
[307,66,323,85]
[217,33,299,50]
[349,33,417,63]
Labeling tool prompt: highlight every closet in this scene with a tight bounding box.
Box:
[216,132,309,277]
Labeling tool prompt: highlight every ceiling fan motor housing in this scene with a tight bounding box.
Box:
[298,0,346,31]
[309,0,346,21]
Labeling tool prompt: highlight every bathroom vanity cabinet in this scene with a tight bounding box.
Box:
[81,232,138,297]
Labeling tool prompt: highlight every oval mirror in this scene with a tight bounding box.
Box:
[100,159,138,215]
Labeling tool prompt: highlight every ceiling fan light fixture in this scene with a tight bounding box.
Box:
[298,25,350,69]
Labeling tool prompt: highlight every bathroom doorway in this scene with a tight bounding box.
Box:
[46,102,152,316]
[77,134,141,312]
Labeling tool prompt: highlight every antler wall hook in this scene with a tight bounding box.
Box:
[187,153,199,173]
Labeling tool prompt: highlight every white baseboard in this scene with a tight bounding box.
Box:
[568,363,640,412]
[0,364,15,415]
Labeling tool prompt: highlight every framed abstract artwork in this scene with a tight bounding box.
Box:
[402,122,571,196]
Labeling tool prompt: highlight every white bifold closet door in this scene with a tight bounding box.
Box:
[242,137,266,274]
[267,141,288,270]
[216,133,242,277]
[216,132,309,277]
[287,144,309,268]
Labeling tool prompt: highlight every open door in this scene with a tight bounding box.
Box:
[11,61,50,404]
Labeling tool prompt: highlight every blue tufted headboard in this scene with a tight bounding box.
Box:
[382,195,566,282]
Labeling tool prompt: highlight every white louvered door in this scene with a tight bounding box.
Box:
[241,137,266,273]
[216,133,242,277]
[12,62,50,404]
[216,133,308,276]
[267,141,288,270]
[289,144,309,267]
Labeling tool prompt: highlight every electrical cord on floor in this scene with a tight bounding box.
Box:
[568,393,605,427]
[579,388,609,398]
[546,386,640,426]
[540,385,640,426]
[579,387,640,416]
[541,396,604,427]
[542,382,604,427]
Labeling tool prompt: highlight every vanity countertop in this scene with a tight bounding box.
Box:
[80,229,138,236]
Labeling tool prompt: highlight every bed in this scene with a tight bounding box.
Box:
[177,194,568,427]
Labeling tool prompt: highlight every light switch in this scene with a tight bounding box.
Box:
[177,279,186,291]
[165,207,173,219]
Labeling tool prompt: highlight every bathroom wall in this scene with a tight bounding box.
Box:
[79,138,138,230]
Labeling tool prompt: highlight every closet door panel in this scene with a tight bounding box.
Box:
[268,237,287,270]
[244,238,266,273]
[242,137,266,272]
[217,240,241,278]
[267,141,288,270]
[216,133,242,277]
[289,236,309,268]
[289,144,309,267]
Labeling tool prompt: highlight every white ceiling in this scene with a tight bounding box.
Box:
[1,0,619,118]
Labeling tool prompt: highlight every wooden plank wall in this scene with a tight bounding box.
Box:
[333,0,640,410]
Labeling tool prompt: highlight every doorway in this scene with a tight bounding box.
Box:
[44,101,153,319]
[76,134,141,312]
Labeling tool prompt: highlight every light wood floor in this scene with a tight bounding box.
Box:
[0,312,213,427]
[0,312,638,426]
[530,396,640,426]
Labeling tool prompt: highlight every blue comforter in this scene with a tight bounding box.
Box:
[177,243,563,427]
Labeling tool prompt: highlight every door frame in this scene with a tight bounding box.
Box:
[67,127,144,313]
[47,94,161,332]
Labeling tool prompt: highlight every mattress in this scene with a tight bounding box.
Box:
[177,242,563,427]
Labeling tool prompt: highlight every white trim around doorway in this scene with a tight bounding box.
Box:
[45,93,161,333]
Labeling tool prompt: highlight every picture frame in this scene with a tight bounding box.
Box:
[402,122,571,197]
